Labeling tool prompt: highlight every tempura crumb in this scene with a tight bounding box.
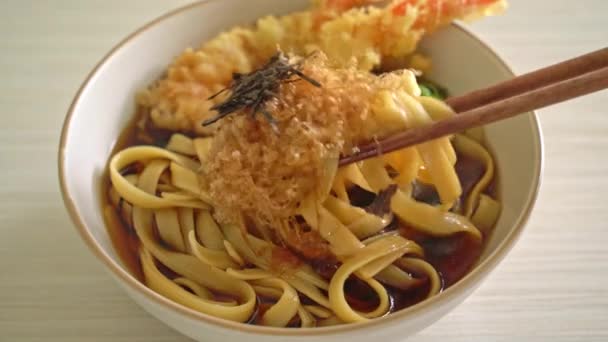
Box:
[204,52,417,227]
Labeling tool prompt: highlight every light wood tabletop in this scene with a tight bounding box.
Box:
[1,0,607,341]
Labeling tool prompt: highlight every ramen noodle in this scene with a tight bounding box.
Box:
[104,0,505,328]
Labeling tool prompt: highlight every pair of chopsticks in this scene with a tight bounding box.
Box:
[339,47,608,166]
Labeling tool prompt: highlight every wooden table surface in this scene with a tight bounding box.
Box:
[1,0,607,341]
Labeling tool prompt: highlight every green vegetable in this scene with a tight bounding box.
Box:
[418,79,448,100]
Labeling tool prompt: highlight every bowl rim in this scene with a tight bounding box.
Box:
[58,0,544,336]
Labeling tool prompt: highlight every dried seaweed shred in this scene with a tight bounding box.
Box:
[203,52,321,128]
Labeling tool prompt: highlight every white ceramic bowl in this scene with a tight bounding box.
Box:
[58,1,543,341]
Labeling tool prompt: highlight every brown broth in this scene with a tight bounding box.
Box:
[102,106,498,325]
[389,282,431,312]
[102,205,144,281]
[101,110,145,281]
[344,277,382,312]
